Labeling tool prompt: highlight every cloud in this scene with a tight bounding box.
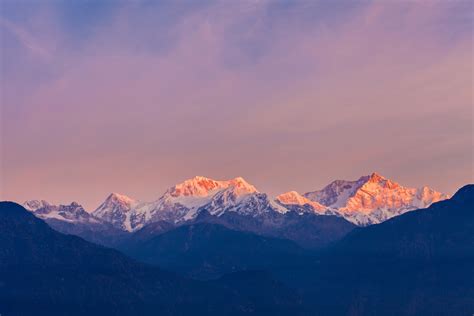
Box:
[0,17,51,59]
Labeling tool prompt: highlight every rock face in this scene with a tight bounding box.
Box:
[278,172,449,225]
[23,200,51,212]
[23,200,100,224]
[22,200,125,247]
[311,172,447,213]
[93,193,138,231]
[276,191,328,214]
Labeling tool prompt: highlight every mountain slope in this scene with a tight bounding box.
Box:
[301,172,449,225]
[23,200,99,224]
[280,184,474,316]
[122,222,307,279]
[0,202,303,316]
[92,193,139,231]
[192,210,356,249]
[0,202,197,315]
[23,200,125,247]
[276,191,328,214]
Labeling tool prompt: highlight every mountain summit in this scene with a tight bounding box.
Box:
[23,200,98,224]
[302,172,449,225]
[167,176,257,198]
[275,191,327,214]
[91,176,265,231]
[92,193,138,231]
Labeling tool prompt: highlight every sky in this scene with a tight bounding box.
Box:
[0,0,472,210]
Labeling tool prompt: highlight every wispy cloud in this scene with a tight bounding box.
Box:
[0,17,51,60]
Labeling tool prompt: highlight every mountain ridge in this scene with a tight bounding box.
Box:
[23,173,448,231]
[299,172,449,225]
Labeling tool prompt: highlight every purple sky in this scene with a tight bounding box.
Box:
[1,0,472,210]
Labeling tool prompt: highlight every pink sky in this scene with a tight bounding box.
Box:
[1,1,472,210]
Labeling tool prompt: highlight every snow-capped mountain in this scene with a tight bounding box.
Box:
[23,200,51,212]
[23,200,101,224]
[148,176,261,220]
[92,176,281,232]
[23,173,450,231]
[23,199,128,247]
[304,176,370,209]
[275,191,328,214]
[92,193,139,231]
[200,187,288,217]
[301,172,449,225]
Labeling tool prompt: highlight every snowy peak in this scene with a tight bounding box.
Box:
[417,185,447,203]
[167,176,257,198]
[304,172,410,209]
[304,177,367,208]
[231,176,257,190]
[367,172,385,183]
[92,193,138,231]
[22,174,450,230]
[156,176,260,221]
[93,193,137,218]
[276,191,327,213]
[224,177,259,196]
[102,193,136,209]
[276,191,307,205]
[23,201,97,224]
[168,176,225,197]
[341,174,447,214]
[90,177,261,231]
[23,200,51,211]
[161,176,258,209]
[363,172,400,190]
[201,190,289,217]
[303,172,449,225]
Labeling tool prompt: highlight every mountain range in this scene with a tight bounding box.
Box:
[24,172,448,230]
[2,183,472,315]
[21,173,449,251]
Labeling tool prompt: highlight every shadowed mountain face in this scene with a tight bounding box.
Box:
[21,200,129,247]
[278,184,474,316]
[0,202,303,316]
[121,222,309,279]
[192,210,355,249]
